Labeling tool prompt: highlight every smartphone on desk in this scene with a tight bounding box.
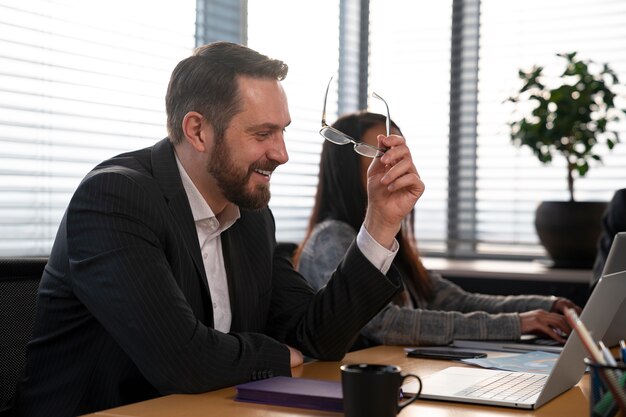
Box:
[406,347,487,360]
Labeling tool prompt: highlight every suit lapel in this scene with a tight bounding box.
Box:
[220,210,274,333]
[150,139,213,318]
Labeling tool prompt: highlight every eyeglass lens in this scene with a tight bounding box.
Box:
[320,126,351,145]
[354,143,384,157]
[320,127,384,157]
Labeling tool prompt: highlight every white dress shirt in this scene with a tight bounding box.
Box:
[175,156,239,333]
[174,154,399,333]
[356,224,399,274]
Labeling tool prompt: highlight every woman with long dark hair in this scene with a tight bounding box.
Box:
[294,111,581,347]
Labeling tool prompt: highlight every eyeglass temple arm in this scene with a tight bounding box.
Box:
[321,76,334,127]
[372,92,390,136]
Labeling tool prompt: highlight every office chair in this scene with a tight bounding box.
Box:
[0,257,47,416]
[275,241,298,266]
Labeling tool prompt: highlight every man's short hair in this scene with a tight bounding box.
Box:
[165,41,288,144]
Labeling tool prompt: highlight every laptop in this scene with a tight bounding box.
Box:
[594,231,626,347]
[601,231,626,277]
[402,232,626,409]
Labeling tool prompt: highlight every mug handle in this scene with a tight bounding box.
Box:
[397,373,422,412]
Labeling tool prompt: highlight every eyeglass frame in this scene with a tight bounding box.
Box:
[319,77,390,158]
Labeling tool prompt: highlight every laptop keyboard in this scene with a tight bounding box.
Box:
[455,371,547,402]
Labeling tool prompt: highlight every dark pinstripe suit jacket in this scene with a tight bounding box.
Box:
[14,139,401,417]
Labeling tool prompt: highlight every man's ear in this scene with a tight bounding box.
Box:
[182,111,212,152]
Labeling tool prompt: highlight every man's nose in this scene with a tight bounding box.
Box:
[269,136,289,165]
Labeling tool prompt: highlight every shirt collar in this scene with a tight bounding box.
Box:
[174,152,240,230]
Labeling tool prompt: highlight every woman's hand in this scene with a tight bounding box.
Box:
[550,297,582,315]
[519,309,571,343]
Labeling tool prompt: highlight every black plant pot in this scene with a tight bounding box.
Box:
[535,201,608,269]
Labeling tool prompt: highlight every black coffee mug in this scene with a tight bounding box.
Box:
[341,363,422,417]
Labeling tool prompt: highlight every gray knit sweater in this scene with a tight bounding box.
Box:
[298,219,556,346]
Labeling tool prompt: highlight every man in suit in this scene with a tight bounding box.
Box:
[14,42,425,416]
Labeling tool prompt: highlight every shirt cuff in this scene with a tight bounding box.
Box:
[356,224,399,274]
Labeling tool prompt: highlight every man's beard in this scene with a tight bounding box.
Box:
[206,138,277,210]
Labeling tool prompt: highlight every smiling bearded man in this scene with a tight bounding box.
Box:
[14,41,424,417]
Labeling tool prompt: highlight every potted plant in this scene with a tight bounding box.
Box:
[507,52,626,268]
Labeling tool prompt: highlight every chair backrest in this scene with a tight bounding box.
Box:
[0,257,47,413]
[276,241,298,266]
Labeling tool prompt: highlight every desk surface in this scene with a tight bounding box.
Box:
[87,345,590,417]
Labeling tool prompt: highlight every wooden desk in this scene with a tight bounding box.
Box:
[86,345,591,417]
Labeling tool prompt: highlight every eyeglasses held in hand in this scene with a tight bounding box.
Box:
[319,77,390,158]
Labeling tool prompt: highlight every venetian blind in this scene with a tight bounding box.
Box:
[248,0,343,243]
[475,0,626,257]
[369,0,453,254]
[371,0,626,259]
[0,0,196,255]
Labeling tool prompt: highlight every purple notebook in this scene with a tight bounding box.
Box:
[235,376,343,412]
